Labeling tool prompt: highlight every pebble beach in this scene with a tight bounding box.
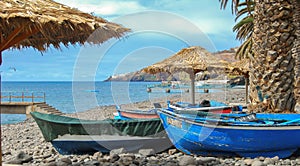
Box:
[2,88,300,166]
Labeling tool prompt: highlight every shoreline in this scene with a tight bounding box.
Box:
[3,88,285,166]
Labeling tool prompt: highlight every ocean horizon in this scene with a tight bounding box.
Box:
[0,81,185,124]
[0,81,161,124]
[0,81,227,124]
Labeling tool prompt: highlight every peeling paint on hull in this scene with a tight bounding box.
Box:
[158,110,300,158]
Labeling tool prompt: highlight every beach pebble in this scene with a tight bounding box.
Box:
[119,156,134,165]
[244,158,253,165]
[271,156,279,161]
[262,157,274,165]
[234,159,245,166]
[251,160,265,166]
[282,159,291,165]
[178,155,196,166]
[92,152,103,160]
[56,157,72,166]
[110,148,127,155]
[83,160,100,166]
[168,149,178,155]
[6,151,33,164]
[110,154,120,163]
[197,156,216,164]
[139,149,155,156]
[165,160,178,166]
[45,161,57,166]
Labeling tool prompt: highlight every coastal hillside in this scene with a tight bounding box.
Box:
[104,72,175,82]
[104,48,238,82]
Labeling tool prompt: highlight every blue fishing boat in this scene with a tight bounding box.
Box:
[157,108,300,158]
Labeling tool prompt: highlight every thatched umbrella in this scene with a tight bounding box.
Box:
[0,0,130,64]
[143,46,226,105]
[0,0,130,163]
[226,59,250,103]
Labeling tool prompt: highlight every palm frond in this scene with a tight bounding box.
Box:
[233,16,254,40]
[235,1,254,21]
[219,0,255,60]
[236,37,253,60]
[219,0,240,14]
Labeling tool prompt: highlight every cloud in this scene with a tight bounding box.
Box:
[55,0,147,16]
[55,0,236,36]
[2,0,240,81]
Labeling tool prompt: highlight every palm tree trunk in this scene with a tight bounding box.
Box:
[249,0,296,113]
[292,0,300,112]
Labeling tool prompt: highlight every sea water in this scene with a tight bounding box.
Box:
[0,81,175,124]
[1,81,226,124]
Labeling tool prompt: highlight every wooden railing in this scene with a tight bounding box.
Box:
[0,92,46,103]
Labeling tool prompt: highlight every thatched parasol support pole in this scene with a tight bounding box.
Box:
[190,74,196,105]
[245,75,249,104]
[0,62,2,164]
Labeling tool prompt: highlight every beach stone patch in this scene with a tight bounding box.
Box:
[165,160,178,166]
[178,155,196,166]
[197,156,217,164]
[233,159,245,166]
[262,157,275,165]
[82,160,100,166]
[281,159,291,165]
[110,148,127,155]
[6,151,33,164]
[119,157,133,165]
[243,158,253,165]
[251,160,265,166]
[117,153,136,165]
[92,152,103,160]
[56,157,72,166]
[271,156,279,162]
[168,148,178,155]
[110,153,120,163]
[45,161,57,166]
[139,149,155,156]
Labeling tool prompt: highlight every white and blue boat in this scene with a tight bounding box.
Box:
[167,100,241,114]
[157,108,300,158]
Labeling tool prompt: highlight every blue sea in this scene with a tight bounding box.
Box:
[1,81,227,124]
[0,81,174,124]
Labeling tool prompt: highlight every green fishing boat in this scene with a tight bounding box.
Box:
[31,112,172,154]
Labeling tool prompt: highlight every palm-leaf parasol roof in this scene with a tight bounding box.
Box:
[0,0,130,64]
[226,59,250,76]
[143,46,226,75]
[226,59,250,104]
[143,46,226,105]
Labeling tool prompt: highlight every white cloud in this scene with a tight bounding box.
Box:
[55,0,236,36]
[55,0,147,16]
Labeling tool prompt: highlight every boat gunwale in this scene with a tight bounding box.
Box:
[157,109,300,130]
[117,109,157,115]
[31,111,161,125]
[168,104,232,111]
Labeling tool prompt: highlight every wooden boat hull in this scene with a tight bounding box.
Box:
[52,135,172,155]
[168,104,233,114]
[117,109,159,119]
[157,109,300,158]
[31,112,172,154]
[167,100,235,114]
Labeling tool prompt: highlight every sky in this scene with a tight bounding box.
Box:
[1,0,242,81]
